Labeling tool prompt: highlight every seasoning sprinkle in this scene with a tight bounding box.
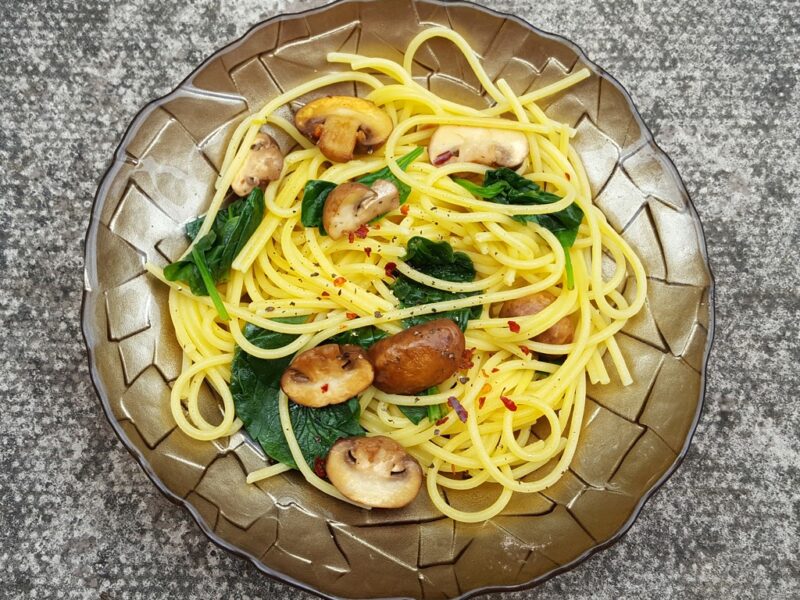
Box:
[508,320,521,333]
[500,396,518,411]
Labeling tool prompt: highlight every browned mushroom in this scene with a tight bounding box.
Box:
[231,132,284,196]
[322,179,400,240]
[294,96,394,162]
[498,291,576,345]
[428,125,529,168]
[326,436,422,508]
[280,344,374,407]
[367,319,465,395]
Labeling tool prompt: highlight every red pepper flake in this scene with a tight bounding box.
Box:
[491,368,499,373]
[346,312,358,320]
[313,457,327,479]
[354,224,369,239]
[321,383,329,393]
[480,383,492,395]
[384,262,397,278]
[447,396,468,423]
[432,150,455,166]
[348,231,355,243]
[478,396,486,409]
[520,345,532,356]
[372,223,381,230]
[321,291,330,297]
[435,416,449,426]
[500,396,518,411]
[364,247,372,257]
[565,172,571,181]
[400,204,410,216]
[507,320,521,333]
[460,347,475,370]
[333,276,346,287]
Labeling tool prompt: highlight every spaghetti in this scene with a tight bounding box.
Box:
[146,27,646,523]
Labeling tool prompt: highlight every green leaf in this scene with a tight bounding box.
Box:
[231,318,365,470]
[164,189,265,312]
[330,326,389,349]
[355,147,423,204]
[191,246,229,321]
[300,180,337,229]
[392,237,479,332]
[398,387,444,425]
[404,236,475,282]
[456,168,583,288]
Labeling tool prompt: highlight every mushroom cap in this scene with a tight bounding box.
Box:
[231,132,284,197]
[326,436,423,508]
[294,96,393,163]
[499,291,576,345]
[280,344,374,408]
[428,125,529,168]
[322,179,400,240]
[367,319,465,395]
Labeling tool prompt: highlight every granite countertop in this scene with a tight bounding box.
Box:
[2,0,798,598]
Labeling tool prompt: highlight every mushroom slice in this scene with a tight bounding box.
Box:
[280,344,374,408]
[231,132,284,197]
[294,96,394,163]
[428,125,529,168]
[322,179,400,240]
[498,291,576,346]
[367,319,465,395]
[326,436,423,508]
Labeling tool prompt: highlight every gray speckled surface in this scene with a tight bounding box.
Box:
[1,0,798,598]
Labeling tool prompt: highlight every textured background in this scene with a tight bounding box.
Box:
[1,0,798,598]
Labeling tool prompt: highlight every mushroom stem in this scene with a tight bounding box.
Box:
[317,115,362,162]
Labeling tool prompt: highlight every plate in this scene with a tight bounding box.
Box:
[82,1,714,597]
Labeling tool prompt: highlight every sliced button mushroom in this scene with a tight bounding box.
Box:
[367,319,465,395]
[326,436,423,508]
[499,291,576,346]
[428,125,529,168]
[231,132,284,197]
[322,179,400,240]
[280,344,374,408]
[294,96,394,163]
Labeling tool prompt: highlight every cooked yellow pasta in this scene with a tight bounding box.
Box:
[146,26,645,523]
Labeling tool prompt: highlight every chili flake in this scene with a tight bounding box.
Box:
[348,232,355,243]
[321,291,330,297]
[333,276,346,287]
[354,224,369,239]
[460,347,475,370]
[478,396,486,409]
[520,345,532,356]
[313,457,327,479]
[364,247,372,257]
[346,312,358,320]
[384,262,397,278]
[321,383,330,393]
[435,416,449,426]
[500,396,518,411]
[565,172,571,181]
[508,320,521,333]
[491,368,499,373]
[480,383,492,395]
[400,204,410,216]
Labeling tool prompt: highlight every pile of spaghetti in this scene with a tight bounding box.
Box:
[147,27,646,522]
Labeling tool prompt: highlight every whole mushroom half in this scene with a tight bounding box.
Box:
[367,319,465,395]
[326,436,423,508]
[322,179,400,240]
[428,125,529,168]
[280,344,374,408]
[499,291,577,346]
[231,132,284,197]
[294,96,394,163]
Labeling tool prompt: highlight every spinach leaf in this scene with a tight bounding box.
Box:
[330,326,389,348]
[398,388,445,425]
[164,188,265,315]
[300,180,337,231]
[231,318,365,469]
[403,236,475,282]
[455,168,583,287]
[392,237,479,332]
[355,146,424,204]
[299,147,423,229]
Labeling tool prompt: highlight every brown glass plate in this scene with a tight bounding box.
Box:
[82,1,715,597]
